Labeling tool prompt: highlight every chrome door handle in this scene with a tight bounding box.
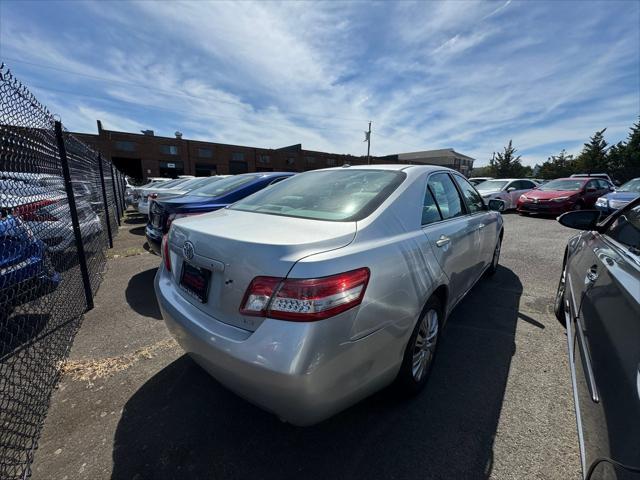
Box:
[477,223,486,230]
[435,235,450,248]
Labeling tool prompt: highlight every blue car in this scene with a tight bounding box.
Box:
[145,172,295,254]
[595,177,640,216]
[1,214,60,317]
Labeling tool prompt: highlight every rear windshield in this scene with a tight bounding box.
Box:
[190,174,259,197]
[539,179,585,191]
[230,169,406,221]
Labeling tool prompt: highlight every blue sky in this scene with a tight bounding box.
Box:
[1,0,638,166]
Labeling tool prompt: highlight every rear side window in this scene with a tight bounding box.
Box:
[230,169,406,221]
[428,173,464,220]
[606,205,640,251]
[422,186,442,225]
[453,175,484,213]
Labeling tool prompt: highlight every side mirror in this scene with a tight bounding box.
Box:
[557,210,601,231]
[488,199,506,212]
[506,187,516,192]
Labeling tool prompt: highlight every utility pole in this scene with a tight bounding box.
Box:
[365,121,372,165]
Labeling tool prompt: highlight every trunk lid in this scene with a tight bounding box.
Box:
[167,208,356,331]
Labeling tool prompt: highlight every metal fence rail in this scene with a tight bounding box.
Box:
[0,64,126,480]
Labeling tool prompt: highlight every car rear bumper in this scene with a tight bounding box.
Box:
[154,268,401,426]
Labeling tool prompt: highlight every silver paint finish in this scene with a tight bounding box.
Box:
[155,164,503,425]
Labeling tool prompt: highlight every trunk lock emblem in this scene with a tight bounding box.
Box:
[183,241,195,260]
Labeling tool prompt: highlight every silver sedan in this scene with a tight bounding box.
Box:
[155,165,504,425]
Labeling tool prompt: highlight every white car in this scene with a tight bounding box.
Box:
[475,178,539,210]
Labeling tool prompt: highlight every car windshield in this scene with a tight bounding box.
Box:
[539,179,585,191]
[618,178,640,193]
[190,174,259,197]
[230,169,406,221]
[177,177,221,191]
[476,180,509,191]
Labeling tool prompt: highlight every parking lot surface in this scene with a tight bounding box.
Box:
[31,211,581,480]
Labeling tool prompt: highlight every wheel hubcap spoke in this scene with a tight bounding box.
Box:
[412,309,439,381]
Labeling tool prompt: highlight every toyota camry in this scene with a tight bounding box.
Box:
[155,165,504,425]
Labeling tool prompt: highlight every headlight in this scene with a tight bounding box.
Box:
[519,195,528,201]
[551,196,570,202]
[595,197,608,207]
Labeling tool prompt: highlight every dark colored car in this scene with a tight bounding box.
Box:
[145,172,295,254]
[0,214,60,318]
[517,177,613,215]
[554,198,640,480]
[595,178,640,216]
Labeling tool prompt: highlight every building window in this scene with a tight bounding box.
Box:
[286,157,296,166]
[327,158,337,166]
[304,156,315,164]
[160,145,179,155]
[195,163,217,176]
[115,140,136,152]
[259,154,270,164]
[197,148,213,158]
[232,152,245,161]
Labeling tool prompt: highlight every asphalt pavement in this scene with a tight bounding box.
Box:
[31,211,582,480]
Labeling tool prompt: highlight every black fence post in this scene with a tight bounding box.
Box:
[54,121,94,311]
[118,171,126,213]
[97,154,113,248]
[110,162,122,226]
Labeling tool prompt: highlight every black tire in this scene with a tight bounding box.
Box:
[572,202,584,211]
[396,296,442,394]
[554,259,568,327]
[486,235,502,276]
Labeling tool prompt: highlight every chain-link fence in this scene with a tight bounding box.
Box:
[0,64,127,480]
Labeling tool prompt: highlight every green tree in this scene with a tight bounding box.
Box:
[489,140,530,177]
[469,165,494,177]
[618,119,640,182]
[538,149,576,179]
[576,128,609,174]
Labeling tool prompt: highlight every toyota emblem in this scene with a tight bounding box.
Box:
[183,241,195,260]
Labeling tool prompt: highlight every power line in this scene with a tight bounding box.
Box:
[3,56,369,123]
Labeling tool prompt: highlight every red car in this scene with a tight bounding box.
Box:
[517,177,613,215]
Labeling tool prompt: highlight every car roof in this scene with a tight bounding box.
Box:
[320,164,457,173]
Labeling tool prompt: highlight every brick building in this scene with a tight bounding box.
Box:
[74,121,474,181]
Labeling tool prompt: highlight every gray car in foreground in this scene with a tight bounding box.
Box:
[554,198,640,479]
[155,165,504,425]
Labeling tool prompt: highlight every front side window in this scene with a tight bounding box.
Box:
[606,204,640,252]
[585,180,599,190]
[453,175,484,213]
[428,173,464,220]
[231,169,406,221]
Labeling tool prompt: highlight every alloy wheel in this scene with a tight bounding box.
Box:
[412,309,439,381]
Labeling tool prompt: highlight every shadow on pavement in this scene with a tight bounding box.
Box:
[129,226,146,236]
[124,214,147,225]
[125,268,162,320]
[112,266,523,480]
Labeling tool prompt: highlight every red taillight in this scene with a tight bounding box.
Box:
[240,268,370,321]
[14,199,58,221]
[161,234,171,271]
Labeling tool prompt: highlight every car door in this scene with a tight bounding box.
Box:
[452,173,499,269]
[566,204,640,479]
[582,179,601,207]
[421,172,481,306]
[507,180,535,210]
